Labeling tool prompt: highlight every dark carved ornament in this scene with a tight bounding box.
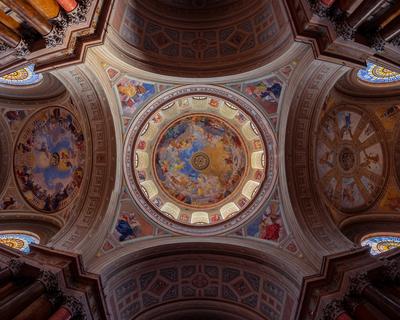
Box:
[322,299,346,320]
[63,295,85,319]
[349,273,370,296]
[68,0,92,25]
[382,259,400,283]
[7,258,23,276]
[38,270,59,294]
[45,13,70,48]
[308,0,355,40]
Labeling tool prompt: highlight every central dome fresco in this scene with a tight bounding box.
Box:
[124,85,278,235]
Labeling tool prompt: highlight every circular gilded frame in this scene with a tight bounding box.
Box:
[124,85,278,235]
[314,104,388,213]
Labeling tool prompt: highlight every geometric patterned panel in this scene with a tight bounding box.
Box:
[116,0,287,77]
[110,261,293,320]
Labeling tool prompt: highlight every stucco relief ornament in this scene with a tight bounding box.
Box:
[124,85,278,235]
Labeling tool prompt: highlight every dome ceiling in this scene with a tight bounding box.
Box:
[315,105,387,212]
[14,107,86,212]
[124,85,277,235]
[109,0,292,77]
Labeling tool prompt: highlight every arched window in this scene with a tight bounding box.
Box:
[0,231,40,254]
[361,234,400,255]
[357,62,400,84]
[0,65,43,86]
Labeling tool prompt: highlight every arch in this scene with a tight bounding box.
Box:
[136,300,264,320]
[45,64,120,262]
[281,51,355,267]
[90,238,313,320]
[0,115,11,199]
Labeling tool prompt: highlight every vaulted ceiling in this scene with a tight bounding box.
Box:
[0,1,400,319]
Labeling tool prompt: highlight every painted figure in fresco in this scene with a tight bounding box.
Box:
[14,108,85,212]
[0,197,16,210]
[322,115,336,137]
[115,212,140,241]
[342,181,356,204]
[326,182,336,202]
[116,78,155,115]
[382,105,400,118]
[360,151,379,169]
[155,115,246,207]
[5,110,26,126]
[245,81,282,103]
[340,112,353,139]
[257,202,281,241]
[319,150,335,168]
[386,196,400,212]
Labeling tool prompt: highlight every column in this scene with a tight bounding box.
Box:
[13,294,54,320]
[56,0,78,13]
[0,11,20,31]
[323,300,354,320]
[0,259,23,285]
[321,0,336,7]
[0,270,57,320]
[344,296,381,320]
[27,0,61,20]
[0,22,21,47]
[0,0,52,35]
[350,273,400,319]
[49,296,84,320]
[347,0,387,28]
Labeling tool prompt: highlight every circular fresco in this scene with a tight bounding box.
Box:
[315,105,387,212]
[361,235,400,255]
[124,85,277,235]
[357,62,400,84]
[0,64,43,86]
[0,231,40,254]
[154,114,247,208]
[14,107,85,212]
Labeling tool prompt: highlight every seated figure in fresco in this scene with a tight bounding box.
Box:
[257,202,281,241]
[116,213,140,241]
